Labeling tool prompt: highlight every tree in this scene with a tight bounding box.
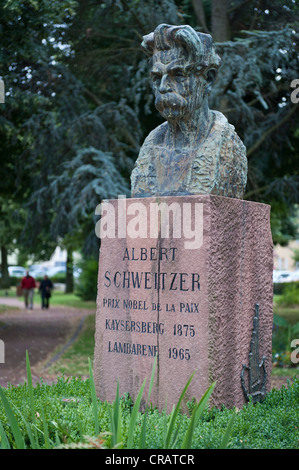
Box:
[187,0,299,244]
[2,0,298,287]
[20,0,181,264]
[0,0,78,276]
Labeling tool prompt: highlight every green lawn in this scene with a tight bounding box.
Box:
[0,304,20,314]
[271,367,298,377]
[0,286,96,310]
[274,306,299,325]
[46,291,96,310]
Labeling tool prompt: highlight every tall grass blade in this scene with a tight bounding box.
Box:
[0,387,25,449]
[219,408,237,449]
[0,421,11,449]
[139,357,157,449]
[126,378,146,449]
[26,349,39,444]
[170,420,182,448]
[139,407,148,449]
[26,350,36,424]
[162,399,169,445]
[181,381,216,449]
[164,371,195,449]
[55,431,61,447]
[109,380,123,448]
[51,421,75,442]
[115,381,123,447]
[40,404,51,449]
[88,358,99,436]
[147,356,157,403]
[11,402,38,449]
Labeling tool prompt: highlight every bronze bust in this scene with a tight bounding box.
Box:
[131,24,247,199]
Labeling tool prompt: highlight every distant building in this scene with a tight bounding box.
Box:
[274,239,299,271]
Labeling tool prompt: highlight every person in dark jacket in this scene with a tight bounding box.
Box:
[39,275,53,309]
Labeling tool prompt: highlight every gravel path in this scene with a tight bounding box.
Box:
[0,298,93,387]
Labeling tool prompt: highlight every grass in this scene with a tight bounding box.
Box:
[274,305,299,325]
[46,291,96,310]
[0,305,20,314]
[271,367,298,377]
[0,287,96,310]
[0,356,299,449]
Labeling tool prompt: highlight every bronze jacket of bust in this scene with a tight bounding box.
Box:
[131,24,247,199]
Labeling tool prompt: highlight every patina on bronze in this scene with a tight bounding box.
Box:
[241,303,267,403]
[131,24,247,199]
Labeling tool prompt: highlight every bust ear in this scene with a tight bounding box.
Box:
[141,32,155,56]
[206,68,217,94]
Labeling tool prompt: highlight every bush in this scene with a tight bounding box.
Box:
[274,281,299,296]
[272,314,299,368]
[8,276,22,287]
[35,273,66,284]
[75,258,98,301]
[275,283,299,306]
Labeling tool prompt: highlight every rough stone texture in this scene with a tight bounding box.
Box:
[93,195,273,411]
[131,24,247,199]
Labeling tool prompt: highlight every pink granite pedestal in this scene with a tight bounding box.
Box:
[93,195,273,410]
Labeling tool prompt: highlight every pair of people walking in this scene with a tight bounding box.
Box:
[21,271,53,310]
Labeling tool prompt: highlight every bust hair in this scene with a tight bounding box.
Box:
[141,24,221,74]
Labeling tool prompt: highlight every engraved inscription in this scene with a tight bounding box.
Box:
[101,246,200,361]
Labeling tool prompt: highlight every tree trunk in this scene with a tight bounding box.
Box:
[65,248,74,293]
[211,0,230,42]
[1,245,10,289]
[210,0,230,113]
[192,0,210,33]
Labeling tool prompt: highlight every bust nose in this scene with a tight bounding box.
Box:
[159,74,172,94]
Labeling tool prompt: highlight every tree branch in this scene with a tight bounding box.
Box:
[247,105,298,159]
[244,184,270,200]
[249,0,261,31]
[119,0,146,34]
[83,88,103,106]
[222,86,288,114]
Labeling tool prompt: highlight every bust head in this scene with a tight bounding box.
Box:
[142,24,221,121]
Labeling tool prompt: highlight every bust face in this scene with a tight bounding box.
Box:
[151,48,207,121]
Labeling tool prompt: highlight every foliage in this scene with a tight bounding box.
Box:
[275,283,299,307]
[1,0,298,260]
[272,313,299,369]
[0,355,299,449]
[273,281,299,296]
[75,257,99,301]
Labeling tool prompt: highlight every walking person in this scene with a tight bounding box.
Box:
[39,274,53,309]
[21,270,36,309]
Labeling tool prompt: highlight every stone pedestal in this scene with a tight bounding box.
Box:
[93,195,273,410]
